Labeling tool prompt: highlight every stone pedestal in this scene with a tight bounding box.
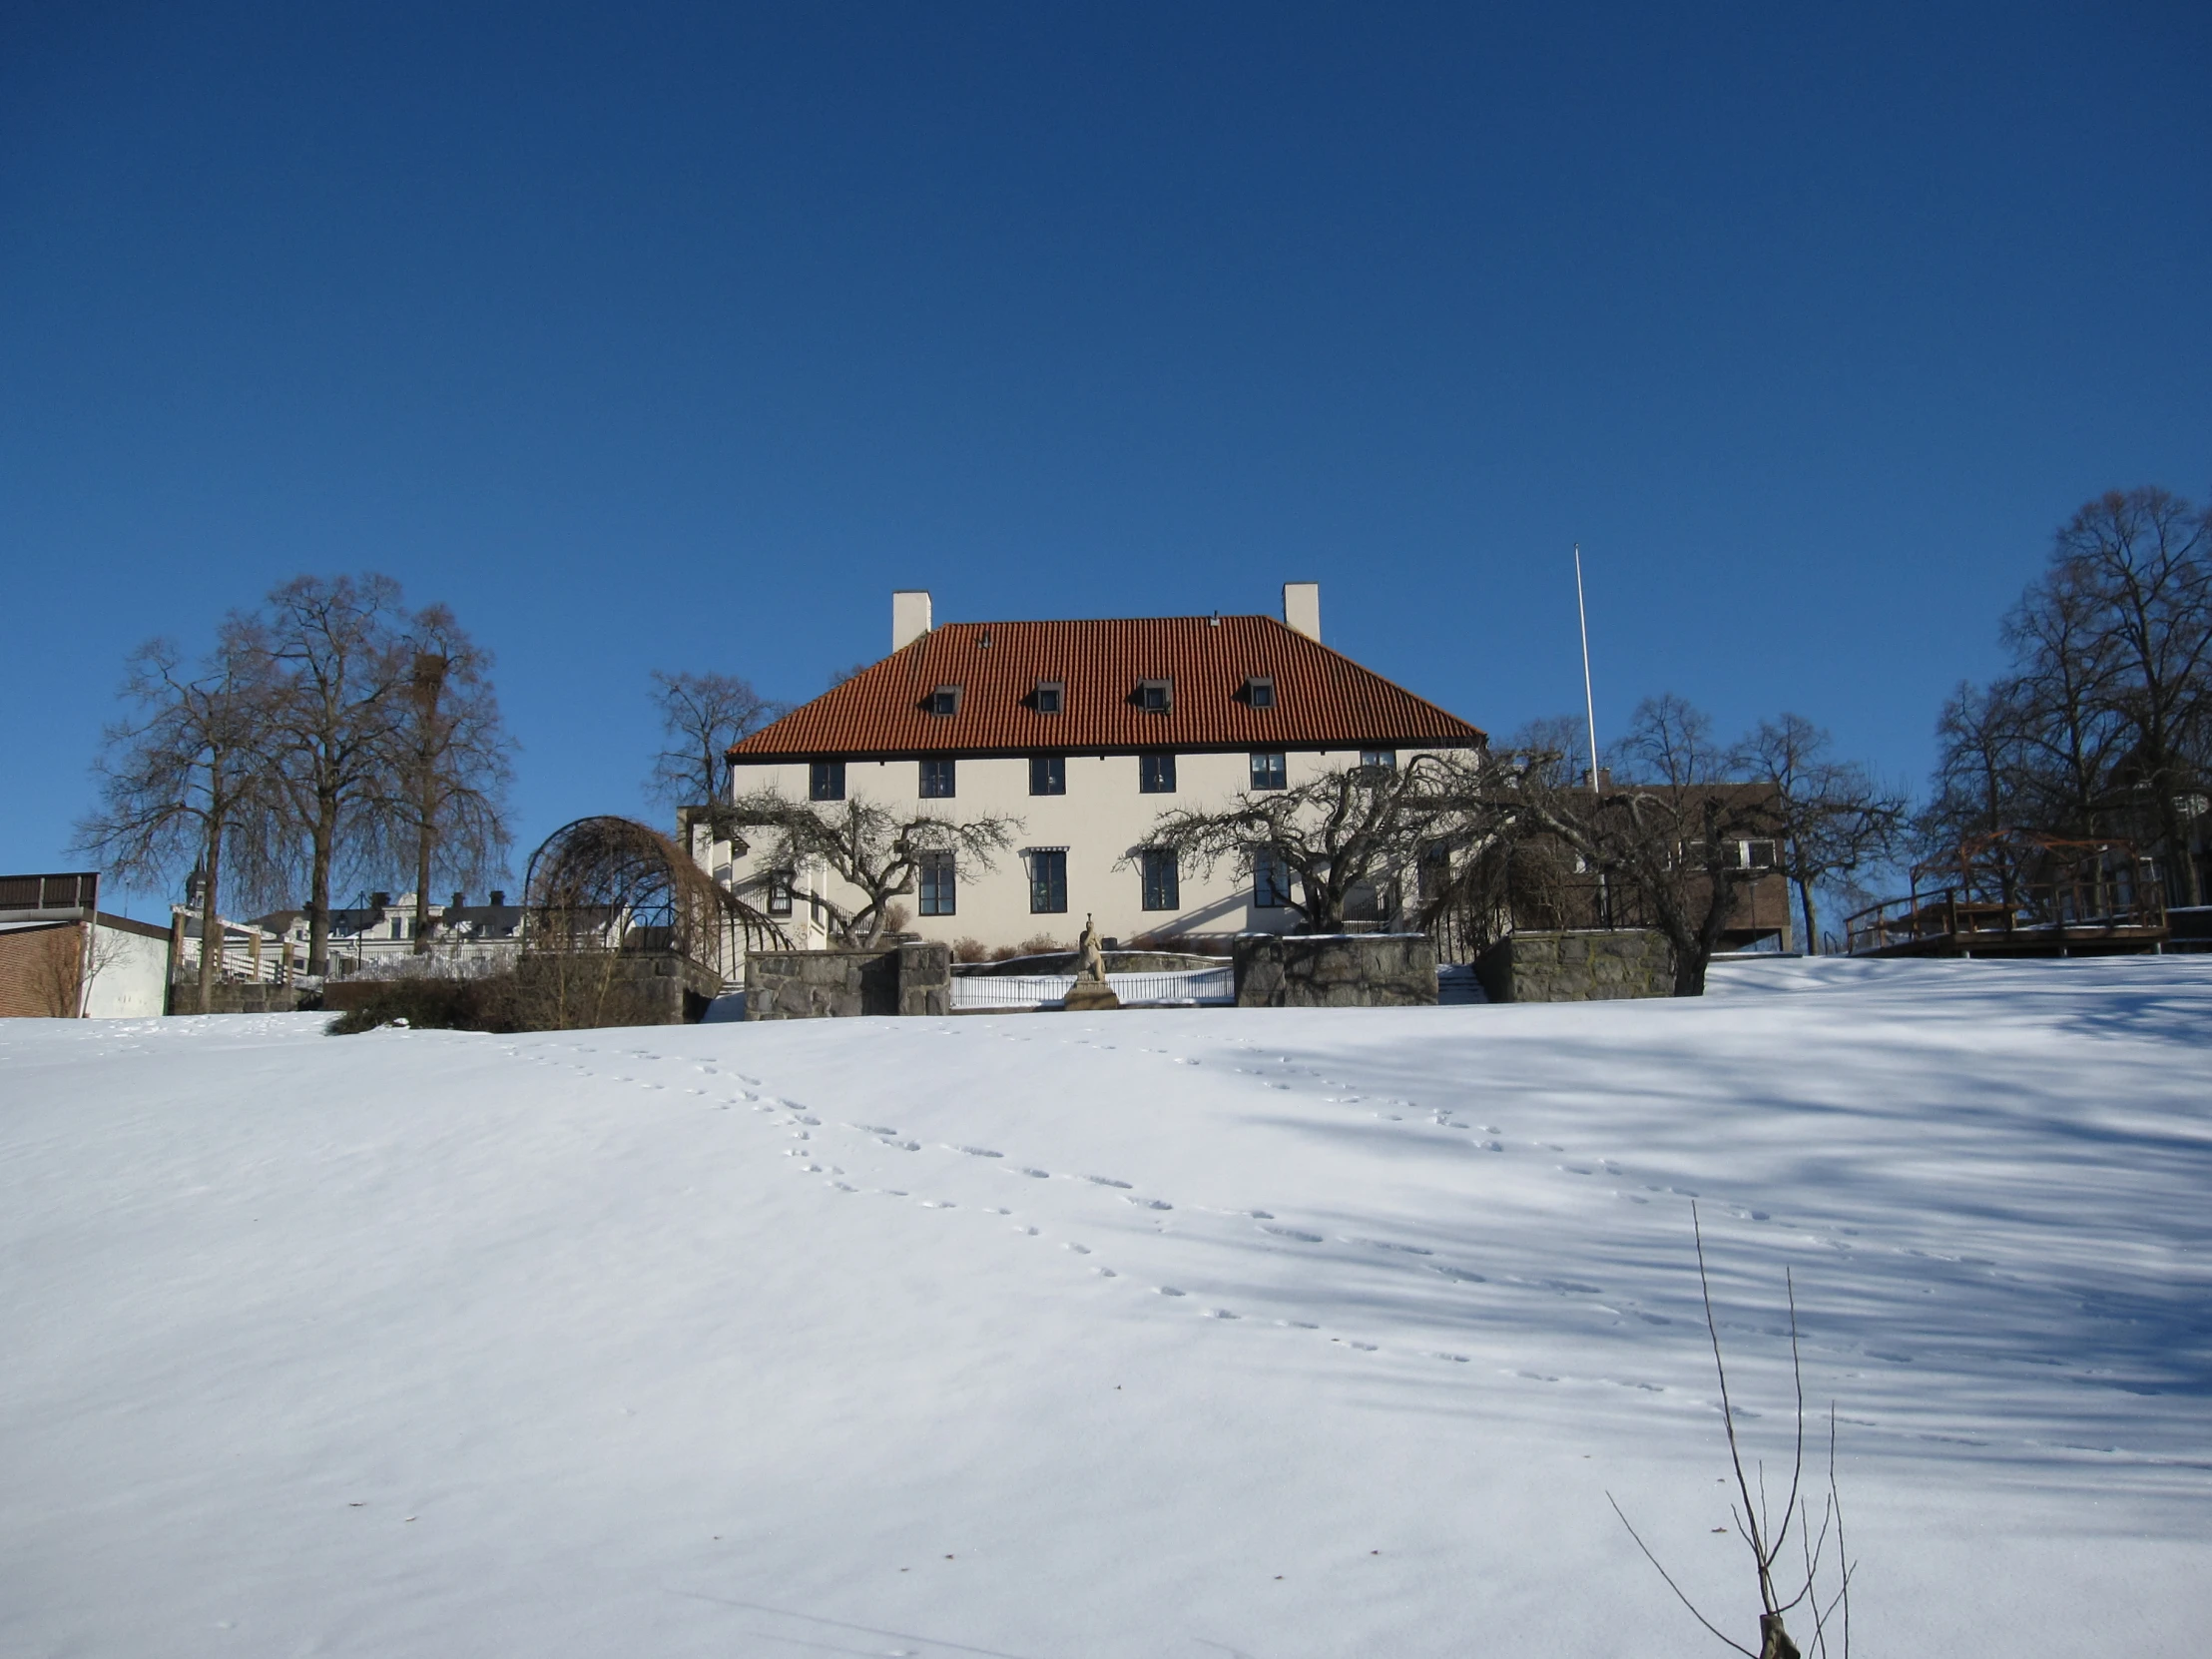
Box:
[1061,979,1121,1011]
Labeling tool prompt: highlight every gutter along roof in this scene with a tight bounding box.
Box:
[731,615,1486,762]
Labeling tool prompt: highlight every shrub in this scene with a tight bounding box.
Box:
[326,973,523,1035]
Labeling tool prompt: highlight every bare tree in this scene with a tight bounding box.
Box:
[724,792,1020,947]
[74,632,285,1001]
[1610,1208,1854,1659]
[1140,758,1461,932]
[1478,698,1780,994]
[1738,716,1906,953]
[391,605,514,951]
[645,670,781,832]
[1928,488,2211,905]
[2052,488,2210,905]
[252,574,412,975]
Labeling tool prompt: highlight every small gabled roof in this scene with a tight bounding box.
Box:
[731,614,1485,761]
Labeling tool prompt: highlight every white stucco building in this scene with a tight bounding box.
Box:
[714,584,1487,955]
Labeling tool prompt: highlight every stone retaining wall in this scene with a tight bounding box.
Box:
[167,982,317,1015]
[746,941,951,1019]
[1233,933,1437,1008]
[1473,929,1671,1002]
[513,952,725,1026]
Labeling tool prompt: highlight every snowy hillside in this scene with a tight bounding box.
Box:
[4,958,2208,1657]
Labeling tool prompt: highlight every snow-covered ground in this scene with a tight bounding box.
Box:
[3,957,2208,1657]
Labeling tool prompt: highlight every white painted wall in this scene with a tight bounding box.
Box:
[84,923,169,1018]
[726,745,1463,952]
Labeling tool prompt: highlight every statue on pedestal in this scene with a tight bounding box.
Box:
[1063,912,1121,1011]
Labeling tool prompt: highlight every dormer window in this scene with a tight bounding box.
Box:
[1035,681,1063,715]
[928,685,962,717]
[1246,677,1275,709]
[1138,679,1172,714]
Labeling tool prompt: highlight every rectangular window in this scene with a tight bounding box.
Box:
[1138,679,1172,713]
[1029,849,1068,913]
[928,686,962,717]
[918,850,956,916]
[1030,754,1065,795]
[810,760,845,802]
[1249,750,1287,791]
[1253,849,1291,909]
[1360,749,1397,771]
[1035,681,1063,715]
[767,870,795,916]
[1417,841,1450,902]
[919,758,955,799]
[1139,753,1177,793]
[1141,847,1179,910]
[1247,677,1275,708]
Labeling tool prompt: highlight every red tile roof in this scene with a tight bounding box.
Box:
[730,615,1486,761]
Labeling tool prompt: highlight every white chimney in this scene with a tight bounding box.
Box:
[1283,581,1321,642]
[892,590,932,652]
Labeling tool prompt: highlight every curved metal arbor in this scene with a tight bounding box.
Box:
[522,816,785,970]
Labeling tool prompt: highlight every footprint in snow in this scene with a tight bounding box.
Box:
[1262,1225,1323,1243]
[879,1139,920,1152]
[919,1200,956,1210]
[1065,1243,1091,1255]
[1125,1197,1172,1211]
[950,1146,1003,1158]
[1156,1287,1186,1297]
[1016,1168,1051,1180]
[1084,1176,1133,1189]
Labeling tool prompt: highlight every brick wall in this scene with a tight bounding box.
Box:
[0,922,83,1017]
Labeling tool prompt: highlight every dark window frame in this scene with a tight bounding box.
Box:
[918,849,957,916]
[1034,680,1064,715]
[919,757,956,799]
[1249,750,1287,791]
[809,759,845,802]
[1140,847,1180,911]
[1139,752,1177,794]
[1246,677,1276,709]
[1252,848,1291,909]
[1360,748,1397,772]
[928,685,963,718]
[767,869,796,916]
[1029,754,1066,796]
[1029,848,1068,914]
[1137,679,1173,714]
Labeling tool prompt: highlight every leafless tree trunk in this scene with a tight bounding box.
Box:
[725,792,1020,947]
[388,605,514,953]
[252,574,410,976]
[1739,716,1905,954]
[74,633,284,1001]
[1140,757,1462,932]
[645,670,781,835]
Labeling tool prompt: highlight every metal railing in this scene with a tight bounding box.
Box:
[1846,877,2167,955]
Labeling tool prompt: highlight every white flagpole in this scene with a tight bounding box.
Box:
[1574,545,1600,790]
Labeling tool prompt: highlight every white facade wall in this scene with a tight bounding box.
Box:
[84,923,169,1018]
[728,744,1462,951]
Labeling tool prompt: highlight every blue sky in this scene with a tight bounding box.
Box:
[5,2,2207,912]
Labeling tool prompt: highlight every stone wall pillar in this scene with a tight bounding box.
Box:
[1472,929,1671,1002]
